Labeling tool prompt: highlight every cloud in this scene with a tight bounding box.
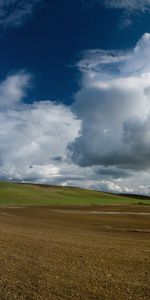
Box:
[0,0,42,30]
[81,0,150,12]
[69,33,150,177]
[0,71,80,182]
[2,34,150,195]
[81,0,150,28]
[0,72,132,193]
[96,166,132,179]
[0,71,31,109]
[102,0,150,12]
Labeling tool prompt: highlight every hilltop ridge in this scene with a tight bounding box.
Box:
[0,181,150,206]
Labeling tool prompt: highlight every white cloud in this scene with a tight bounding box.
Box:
[82,0,150,28]
[68,33,150,194]
[0,72,134,193]
[82,0,150,12]
[2,34,150,195]
[0,71,80,182]
[103,0,150,12]
[0,0,42,29]
[0,72,31,109]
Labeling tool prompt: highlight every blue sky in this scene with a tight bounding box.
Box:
[1,0,150,194]
[1,0,150,103]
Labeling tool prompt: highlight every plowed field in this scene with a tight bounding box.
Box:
[0,205,150,300]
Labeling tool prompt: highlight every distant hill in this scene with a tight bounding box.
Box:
[0,181,150,206]
[119,193,150,200]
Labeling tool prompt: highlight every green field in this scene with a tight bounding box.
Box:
[0,181,150,206]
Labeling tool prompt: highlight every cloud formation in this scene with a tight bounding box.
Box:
[82,0,150,12]
[0,72,31,109]
[0,0,42,29]
[0,71,131,194]
[103,0,150,12]
[82,0,150,27]
[2,34,150,194]
[69,33,150,187]
[0,71,80,182]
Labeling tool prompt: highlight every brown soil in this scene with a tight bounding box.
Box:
[0,205,150,300]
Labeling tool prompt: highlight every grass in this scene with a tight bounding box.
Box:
[0,181,150,206]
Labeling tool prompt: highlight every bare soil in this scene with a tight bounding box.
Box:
[0,205,150,300]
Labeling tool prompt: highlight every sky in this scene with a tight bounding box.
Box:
[1,1,150,194]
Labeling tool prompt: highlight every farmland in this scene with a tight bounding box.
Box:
[0,182,150,206]
[0,182,150,299]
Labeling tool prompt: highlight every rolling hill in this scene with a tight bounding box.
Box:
[0,181,150,206]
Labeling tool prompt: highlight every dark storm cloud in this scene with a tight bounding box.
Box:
[69,33,150,172]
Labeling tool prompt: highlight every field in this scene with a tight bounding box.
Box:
[0,182,150,206]
[0,182,150,299]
